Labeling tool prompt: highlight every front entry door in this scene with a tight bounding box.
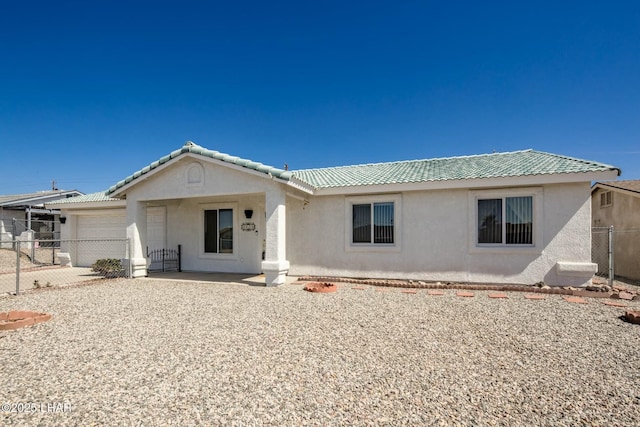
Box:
[146,206,166,253]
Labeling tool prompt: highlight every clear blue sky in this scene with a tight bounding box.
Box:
[1,1,638,194]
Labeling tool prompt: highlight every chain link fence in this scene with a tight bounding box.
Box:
[592,226,640,285]
[0,238,130,295]
[0,218,61,250]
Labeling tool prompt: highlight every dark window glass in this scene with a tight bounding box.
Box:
[204,210,218,253]
[352,204,371,243]
[478,199,502,244]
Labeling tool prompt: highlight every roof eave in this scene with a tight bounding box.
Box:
[45,200,127,210]
[312,170,620,196]
[0,190,84,207]
[286,176,315,195]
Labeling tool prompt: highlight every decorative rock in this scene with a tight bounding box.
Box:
[624,310,640,324]
[303,282,338,293]
[619,292,634,301]
[2,278,640,425]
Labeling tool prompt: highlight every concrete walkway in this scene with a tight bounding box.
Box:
[0,269,300,295]
[145,271,300,286]
[0,267,98,295]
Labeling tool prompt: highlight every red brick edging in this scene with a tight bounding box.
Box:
[0,311,52,331]
[297,275,638,301]
[298,276,576,295]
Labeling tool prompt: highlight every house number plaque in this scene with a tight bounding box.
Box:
[241,222,256,231]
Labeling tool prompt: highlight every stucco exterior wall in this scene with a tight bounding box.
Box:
[592,188,640,280]
[592,188,640,229]
[287,182,594,286]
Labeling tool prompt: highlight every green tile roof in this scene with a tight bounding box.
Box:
[104,144,619,196]
[107,141,292,195]
[46,191,120,205]
[291,150,620,189]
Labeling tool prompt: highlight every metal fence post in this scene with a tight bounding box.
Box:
[608,225,614,288]
[12,218,16,250]
[16,240,21,295]
[178,244,182,272]
[128,238,133,278]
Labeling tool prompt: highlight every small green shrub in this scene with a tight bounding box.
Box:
[91,258,124,277]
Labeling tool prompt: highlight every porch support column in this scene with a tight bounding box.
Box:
[261,187,289,286]
[127,199,148,278]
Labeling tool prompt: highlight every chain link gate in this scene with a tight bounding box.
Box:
[591,226,614,287]
[592,226,640,287]
[2,238,131,295]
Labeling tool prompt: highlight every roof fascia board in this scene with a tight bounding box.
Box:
[286,177,315,195]
[26,208,62,214]
[591,183,640,198]
[312,170,620,196]
[58,207,126,215]
[51,200,127,210]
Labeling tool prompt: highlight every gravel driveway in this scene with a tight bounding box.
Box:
[1,279,639,426]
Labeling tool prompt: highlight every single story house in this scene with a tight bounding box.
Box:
[591,180,640,281]
[47,142,620,287]
[0,189,83,246]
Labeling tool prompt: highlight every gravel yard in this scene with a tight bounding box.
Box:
[1,279,639,426]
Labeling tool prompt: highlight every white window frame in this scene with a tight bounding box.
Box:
[200,202,238,260]
[344,194,402,253]
[468,188,543,254]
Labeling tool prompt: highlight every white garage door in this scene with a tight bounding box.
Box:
[76,213,127,267]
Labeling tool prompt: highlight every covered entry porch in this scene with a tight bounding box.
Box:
[126,188,291,286]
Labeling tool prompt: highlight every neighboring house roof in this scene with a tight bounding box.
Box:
[107,141,292,195]
[0,190,84,208]
[592,180,640,197]
[292,149,621,190]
